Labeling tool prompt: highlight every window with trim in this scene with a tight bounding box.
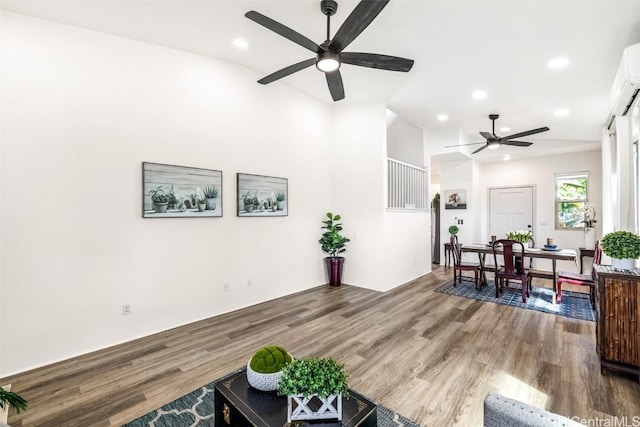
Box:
[555,173,588,230]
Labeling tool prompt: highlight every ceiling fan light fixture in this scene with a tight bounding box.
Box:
[316,51,341,72]
[488,141,501,149]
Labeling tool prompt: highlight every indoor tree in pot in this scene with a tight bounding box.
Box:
[319,212,350,286]
[600,230,640,270]
[278,357,348,423]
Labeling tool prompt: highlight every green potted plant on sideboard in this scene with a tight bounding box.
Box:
[319,212,350,286]
[600,230,640,270]
[246,345,293,392]
[448,225,459,236]
[278,357,348,423]
[0,385,27,424]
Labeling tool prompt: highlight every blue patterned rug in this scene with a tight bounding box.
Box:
[435,279,595,321]
[124,369,421,427]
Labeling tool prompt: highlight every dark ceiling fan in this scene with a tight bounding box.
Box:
[245,0,414,101]
[446,114,550,154]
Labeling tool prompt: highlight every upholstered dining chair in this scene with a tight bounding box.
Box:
[493,239,529,303]
[556,241,602,306]
[451,234,481,290]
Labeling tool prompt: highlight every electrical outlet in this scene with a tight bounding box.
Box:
[123,304,132,315]
[224,283,230,292]
[247,279,252,287]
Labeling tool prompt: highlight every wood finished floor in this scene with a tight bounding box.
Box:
[2,266,640,426]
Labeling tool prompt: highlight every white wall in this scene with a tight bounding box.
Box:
[386,111,424,167]
[1,12,335,376]
[332,103,431,291]
[433,150,602,268]
[480,150,602,271]
[1,12,433,376]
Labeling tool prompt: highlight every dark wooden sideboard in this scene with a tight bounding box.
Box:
[594,265,640,378]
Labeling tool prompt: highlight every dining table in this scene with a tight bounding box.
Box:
[461,243,578,304]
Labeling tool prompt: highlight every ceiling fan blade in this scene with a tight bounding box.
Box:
[245,11,322,53]
[326,71,345,101]
[329,0,390,52]
[257,58,316,84]
[502,141,533,147]
[502,126,549,140]
[480,131,496,140]
[444,142,484,148]
[340,52,414,72]
[471,144,489,154]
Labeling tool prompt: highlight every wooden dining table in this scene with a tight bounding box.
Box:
[461,243,578,304]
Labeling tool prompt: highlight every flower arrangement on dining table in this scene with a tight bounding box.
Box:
[506,230,533,244]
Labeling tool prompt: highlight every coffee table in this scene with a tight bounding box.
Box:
[214,368,377,426]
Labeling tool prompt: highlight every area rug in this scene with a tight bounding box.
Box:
[435,279,595,321]
[124,369,421,427]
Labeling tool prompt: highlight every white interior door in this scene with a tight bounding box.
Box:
[489,186,534,242]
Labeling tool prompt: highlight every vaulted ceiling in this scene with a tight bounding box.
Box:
[3,0,640,161]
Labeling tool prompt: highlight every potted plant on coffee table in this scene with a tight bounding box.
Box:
[278,357,349,424]
[0,385,27,424]
[600,230,640,270]
[319,212,350,286]
[246,345,293,392]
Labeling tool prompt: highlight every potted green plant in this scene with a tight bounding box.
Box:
[149,186,169,213]
[0,385,27,423]
[278,357,348,423]
[448,225,459,236]
[166,185,182,210]
[600,230,640,270]
[243,192,256,213]
[319,212,350,286]
[193,189,206,212]
[203,186,218,211]
[275,192,286,211]
[246,345,293,392]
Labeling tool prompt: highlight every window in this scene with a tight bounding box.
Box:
[555,173,589,230]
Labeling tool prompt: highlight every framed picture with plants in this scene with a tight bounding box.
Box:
[142,162,223,218]
[237,173,288,217]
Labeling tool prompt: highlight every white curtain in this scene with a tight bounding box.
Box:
[601,127,615,235]
[615,116,637,232]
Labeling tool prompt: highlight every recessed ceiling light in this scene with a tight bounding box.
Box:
[548,57,569,69]
[554,108,569,117]
[503,155,511,161]
[437,114,448,121]
[233,39,249,49]
[499,127,510,133]
[472,90,487,100]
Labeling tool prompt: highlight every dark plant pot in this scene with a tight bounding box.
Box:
[324,257,345,287]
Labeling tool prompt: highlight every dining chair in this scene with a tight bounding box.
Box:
[451,234,481,290]
[524,237,555,293]
[556,241,602,306]
[493,239,529,303]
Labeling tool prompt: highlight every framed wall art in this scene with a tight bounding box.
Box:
[143,162,222,218]
[444,189,467,210]
[237,173,288,217]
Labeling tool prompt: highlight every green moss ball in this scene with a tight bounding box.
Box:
[249,345,292,373]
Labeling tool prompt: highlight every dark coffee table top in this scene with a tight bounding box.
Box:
[214,368,377,427]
